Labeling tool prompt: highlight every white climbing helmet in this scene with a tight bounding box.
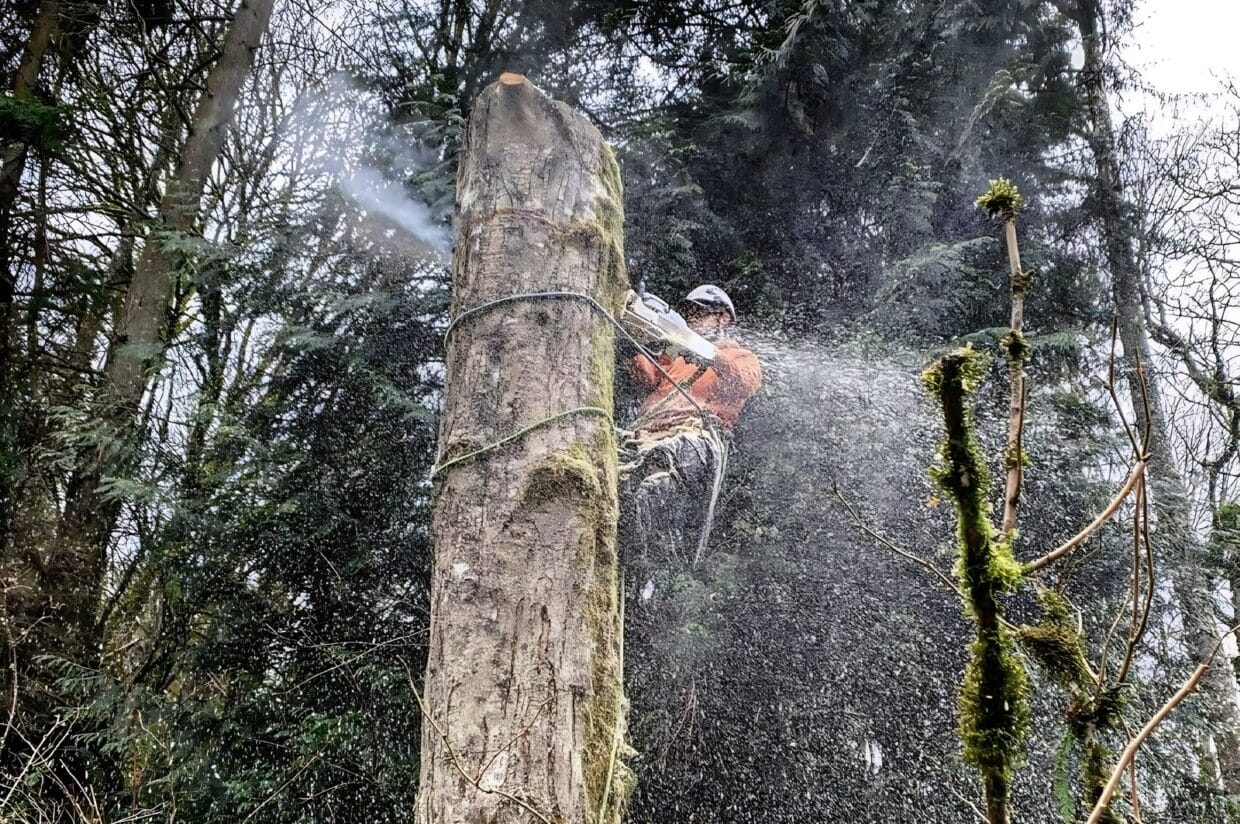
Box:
[684,284,736,321]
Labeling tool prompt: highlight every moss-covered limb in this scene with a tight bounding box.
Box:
[922,350,1024,596]
[924,349,1029,824]
[998,330,1029,363]
[1081,729,1124,824]
[922,350,991,540]
[1020,598,1117,819]
[962,626,1031,807]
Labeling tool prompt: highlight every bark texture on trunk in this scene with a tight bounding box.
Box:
[1074,0,1240,793]
[48,0,274,662]
[417,74,629,824]
[104,0,273,407]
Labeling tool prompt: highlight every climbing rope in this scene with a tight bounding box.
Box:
[693,427,729,567]
[443,290,605,344]
[429,405,612,479]
[443,290,711,423]
[431,289,716,479]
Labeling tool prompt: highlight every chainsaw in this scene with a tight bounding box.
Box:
[619,287,716,364]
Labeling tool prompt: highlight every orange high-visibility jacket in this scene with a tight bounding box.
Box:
[632,339,762,431]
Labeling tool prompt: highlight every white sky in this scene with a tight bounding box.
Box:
[1130,0,1240,95]
[1122,1,1240,521]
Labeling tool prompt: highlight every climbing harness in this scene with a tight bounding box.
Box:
[621,421,728,567]
[626,361,710,433]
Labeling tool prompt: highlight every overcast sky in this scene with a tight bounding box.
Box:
[1131,0,1239,96]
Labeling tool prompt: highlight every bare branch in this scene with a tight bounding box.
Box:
[1087,625,1240,824]
[1000,216,1028,539]
[1023,460,1146,573]
[832,482,966,602]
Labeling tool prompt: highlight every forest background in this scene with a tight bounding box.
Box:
[3,0,1240,821]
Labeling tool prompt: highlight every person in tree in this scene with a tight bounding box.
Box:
[620,285,762,566]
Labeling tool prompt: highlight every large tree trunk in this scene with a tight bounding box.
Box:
[417,74,630,824]
[1074,0,1240,794]
[47,0,274,665]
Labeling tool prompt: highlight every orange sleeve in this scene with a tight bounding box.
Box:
[709,346,762,404]
[632,353,662,388]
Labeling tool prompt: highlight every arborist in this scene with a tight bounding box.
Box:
[618,285,762,566]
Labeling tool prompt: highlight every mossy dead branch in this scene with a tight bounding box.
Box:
[924,347,1031,809]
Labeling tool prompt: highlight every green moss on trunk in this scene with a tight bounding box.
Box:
[510,139,632,823]
[1017,609,1090,690]
[595,144,628,305]
[999,329,1029,363]
[924,348,1030,818]
[517,377,630,823]
[585,142,632,823]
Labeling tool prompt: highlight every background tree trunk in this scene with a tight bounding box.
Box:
[1074,0,1240,794]
[48,0,274,664]
[0,0,61,268]
[0,0,62,568]
[417,74,630,824]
